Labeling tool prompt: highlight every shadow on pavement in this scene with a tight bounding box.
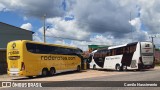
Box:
[93,68,155,72]
[12,70,87,80]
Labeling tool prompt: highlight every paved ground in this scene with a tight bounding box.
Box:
[0,68,136,81]
[0,67,160,90]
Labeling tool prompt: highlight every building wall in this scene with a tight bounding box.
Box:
[0,22,33,48]
[155,50,160,64]
[0,22,33,74]
[0,50,7,74]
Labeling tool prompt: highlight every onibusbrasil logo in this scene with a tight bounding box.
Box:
[1,82,42,87]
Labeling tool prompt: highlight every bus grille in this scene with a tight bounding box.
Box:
[131,60,136,68]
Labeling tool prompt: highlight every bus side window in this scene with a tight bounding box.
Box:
[50,46,56,54]
[130,46,133,53]
[114,48,117,55]
[129,45,136,53]
[125,46,130,54]
[58,47,65,54]
[107,50,110,56]
[122,47,125,54]
[110,50,113,56]
[26,43,36,53]
[109,50,112,56]
[116,48,120,55]
[120,47,123,54]
[37,44,47,54]
[99,51,102,57]
[112,49,116,56]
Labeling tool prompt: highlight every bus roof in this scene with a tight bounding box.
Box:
[108,44,127,49]
[108,42,139,49]
[11,40,79,50]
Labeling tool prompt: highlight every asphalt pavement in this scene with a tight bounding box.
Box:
[1,68,160,90]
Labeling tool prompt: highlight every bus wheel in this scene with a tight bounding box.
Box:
[50,67,55,76]
[27,76,33,78]
[93,65,96,70]
[116,64,121,71]
[42,68,48,77]
[77,65,81,72]
[122,65,127,71]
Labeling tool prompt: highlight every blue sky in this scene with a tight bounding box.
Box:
[0,11,41,32]
[0,11,24,27]
[1,0,160,50]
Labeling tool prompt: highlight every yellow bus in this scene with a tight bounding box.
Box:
[7,40,83,78]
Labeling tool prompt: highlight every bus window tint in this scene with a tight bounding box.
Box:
[26,43,36,53]
[130,45,136,53]
[26,43,82,55]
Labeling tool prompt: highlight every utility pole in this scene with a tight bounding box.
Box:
[150,36,156,44]
[43,14,46,43]
[151,36,154,43]
[130,11,133,42]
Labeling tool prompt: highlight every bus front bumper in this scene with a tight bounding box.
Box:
[8,70,24,77]
[8,71,19,76]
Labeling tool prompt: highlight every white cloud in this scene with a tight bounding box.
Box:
[0,3,5,11]
[138,0,160,33]
[20,23,32,30]
[33,33,43,42]
[70,0,138,37]
[51,34,131,51]
[0,0,65,18]
[2,0,160,49]
[39,17,90,40]
[129,18,141,32]
[90,35,113,45]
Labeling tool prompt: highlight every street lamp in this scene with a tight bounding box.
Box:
[149,34,160,44]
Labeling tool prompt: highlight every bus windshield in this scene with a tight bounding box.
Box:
[141,42,154,54]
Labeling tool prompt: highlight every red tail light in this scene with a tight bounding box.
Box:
[21,62,25,71]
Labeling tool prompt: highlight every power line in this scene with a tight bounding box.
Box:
[148,33,160,43]
[34,34,108,43]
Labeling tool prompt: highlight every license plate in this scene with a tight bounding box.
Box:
[10,68,19,76]
[10,73,19,76]
[10,68,19,72]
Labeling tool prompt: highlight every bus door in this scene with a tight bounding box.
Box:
[104,56,112,68]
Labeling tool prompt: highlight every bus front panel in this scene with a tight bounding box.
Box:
[140,42,154,67]
[7,41,24,76]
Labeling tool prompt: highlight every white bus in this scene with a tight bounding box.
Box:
[89,42,155,71]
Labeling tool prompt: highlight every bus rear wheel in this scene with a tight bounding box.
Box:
[77,65,81,72]
[116,64,121,71]
[50,67,55,76]
[93,65,96,70]
[122,65,127,71]
[27,76,33,78]
[42,68,48,77]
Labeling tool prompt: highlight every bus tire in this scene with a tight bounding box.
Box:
[27,76,33,78]
[77,65,81,72]
[42,68,48,77]
[50,67,55,76]
[122,65,127,71]
[115,64,121,71]
[93,65,96,70]
[137,64,142,71]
